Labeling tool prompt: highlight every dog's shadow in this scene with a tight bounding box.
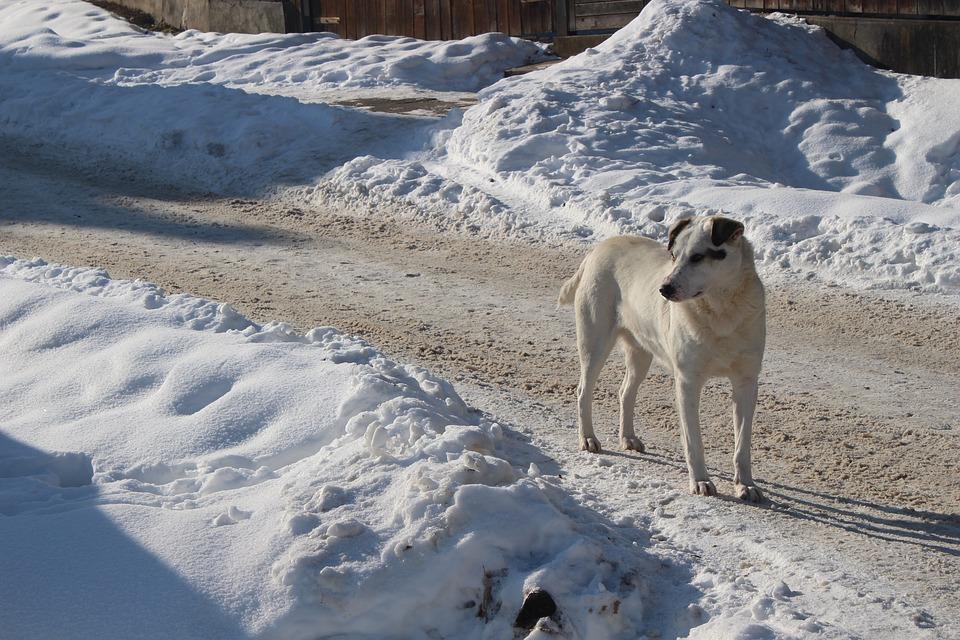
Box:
[605,448,960,557]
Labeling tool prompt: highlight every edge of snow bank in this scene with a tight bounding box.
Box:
[0,255,696,640]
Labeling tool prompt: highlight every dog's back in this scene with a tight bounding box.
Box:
[558,236,667,309]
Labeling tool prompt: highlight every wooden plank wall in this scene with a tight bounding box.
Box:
[725,0,959,14]
[573,0,648,31]
[307,0,555,39]
[298,0,960,39]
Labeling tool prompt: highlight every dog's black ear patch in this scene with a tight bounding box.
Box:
[711,217,744,246]
[667,218,693,251]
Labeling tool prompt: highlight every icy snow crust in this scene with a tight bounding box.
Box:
[331,0,960,294]
[0,257,665,640]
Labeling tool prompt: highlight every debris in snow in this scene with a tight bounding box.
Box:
[515,589,559,630]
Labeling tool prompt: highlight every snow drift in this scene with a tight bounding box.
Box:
[0,257,671,640]
[0,0,544,193]
[3,0,959,293]
[331,0,960,294]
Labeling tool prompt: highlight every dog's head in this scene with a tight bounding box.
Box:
[660,216,746,302]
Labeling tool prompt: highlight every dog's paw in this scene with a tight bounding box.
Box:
[735,483,764,503]
[620,436,645,453]
[689,480,717,497]
[580,436,602,453]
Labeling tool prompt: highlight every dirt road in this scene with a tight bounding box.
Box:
[1,146,958,629]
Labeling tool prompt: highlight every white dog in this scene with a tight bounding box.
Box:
[558,216,766,501]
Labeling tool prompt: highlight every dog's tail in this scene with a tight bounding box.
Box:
[557,259,587,308]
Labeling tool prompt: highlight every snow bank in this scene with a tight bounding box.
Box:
[0,256,663,639]
[0,0,544,192]
[327,0,960,295]
[0,1,543,91]
[4,0,960,295]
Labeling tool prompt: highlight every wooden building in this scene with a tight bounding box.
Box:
[285,1,960,41]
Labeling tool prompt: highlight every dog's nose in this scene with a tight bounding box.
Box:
[659,283,676,300]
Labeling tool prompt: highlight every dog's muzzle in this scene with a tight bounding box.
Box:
[659,283,677,301]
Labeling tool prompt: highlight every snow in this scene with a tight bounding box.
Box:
[0,0,544,192]
[0,258,947,639]
[2,0,959,294]
[0,1,543,92]
[1,1,957,637]
[0,257,664,639]
[324,0,960,295]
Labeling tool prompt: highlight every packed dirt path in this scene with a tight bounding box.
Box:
[2,147,958,633]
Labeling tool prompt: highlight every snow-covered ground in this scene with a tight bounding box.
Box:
[1,0,958,637]
[1,259,947,640]
[0,0,544,192]
[326,0,960,294]
[2,0,959,293]
[0,258,657,639]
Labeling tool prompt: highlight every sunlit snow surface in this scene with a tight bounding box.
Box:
[330,0,960,294]
[0,257,672,639]
[2,0,959,293]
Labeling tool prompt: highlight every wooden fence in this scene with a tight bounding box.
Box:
[286,0,553,39]
[726,1,960,16]
[284,0,960,38]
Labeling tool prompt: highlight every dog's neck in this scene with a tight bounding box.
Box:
[682,240,765,338]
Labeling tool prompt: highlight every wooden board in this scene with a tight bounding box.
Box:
[383,0,397,33]
[898,0,919,14]
[507,0,522,34]
[413,0,426,37]
[302,0,958,40]
[341,0,353,38]
[574,0,645,15]
[573,12,633,30]
[451,0,475,38]
[472,0,492,33]
[916,0,944,16]
[520,0,551,37]
[495,0,510,32]
[438,0,453,37]
[424,0,441,39]
[875,0,899,13]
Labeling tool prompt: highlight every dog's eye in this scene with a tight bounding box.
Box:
[707,249,727,260]
[690,253,705,263]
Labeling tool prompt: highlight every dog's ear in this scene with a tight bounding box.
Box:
[711,217,744,246]
[667,218,693,251]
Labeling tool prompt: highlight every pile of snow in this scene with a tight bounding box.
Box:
[3,0,960,294]
[327,0,960,294]
[113,31,545,95]
[0,1,543,92]
[0,256,669,639]
[1,258,948,639]
[0,0,544,192]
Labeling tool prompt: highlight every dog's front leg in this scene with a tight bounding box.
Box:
[676,376,716,496]
[731,375,763,502]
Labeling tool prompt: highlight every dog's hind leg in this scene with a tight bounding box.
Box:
[676,376,716,496]
[575,297,617,454]
[731,375,763,502]
[619,337,651,453]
